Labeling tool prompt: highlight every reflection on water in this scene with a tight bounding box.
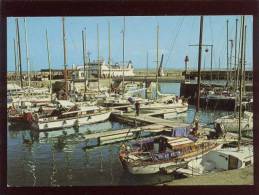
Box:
[8,83,245,186]
[8,109,234,186]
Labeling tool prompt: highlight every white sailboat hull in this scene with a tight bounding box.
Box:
[37,111,111,131]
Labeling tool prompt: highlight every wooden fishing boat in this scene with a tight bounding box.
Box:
[119,134,221,174]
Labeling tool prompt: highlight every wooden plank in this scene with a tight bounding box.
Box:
[83,124,170,140]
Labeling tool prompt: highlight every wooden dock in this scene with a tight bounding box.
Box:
[82,124,171,147]
[83,124,170,140]
[82,108,191,148]
[111,111,190,128]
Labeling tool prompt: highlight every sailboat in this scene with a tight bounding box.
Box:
[30,100,111,131]
[119,133,221,174]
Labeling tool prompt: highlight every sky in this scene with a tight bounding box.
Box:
[7,16,253,72]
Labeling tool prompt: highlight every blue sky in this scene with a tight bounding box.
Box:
[7,16,253,72]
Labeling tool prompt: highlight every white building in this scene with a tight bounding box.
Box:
[72,60,134,80]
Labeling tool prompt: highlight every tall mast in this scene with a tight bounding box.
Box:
[24,18,31,88]
[156,24,159,100]
[108,22,111,95]
[84,29,88,85]
[122,16,125,95]
[15,22,20,78]
[238,15,245,149]
[13,38,17,79]
[234,18,238,91]
[196,16,204,112]
[146,51,149,99]
[229,39,233,86]
[226,20,229,86]
[97,24,100,92]
[210,45,213,82]
[16,18,23,89]
[237,16,243,91]
[243,25,247,94]
[46,29,52,100]
[62,17,68,99]
[82,29,87,94]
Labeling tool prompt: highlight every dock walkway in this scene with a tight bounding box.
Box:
[112,111,190,128]
[83,124,170,140]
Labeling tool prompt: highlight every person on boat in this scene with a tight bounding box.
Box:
[135,101,140,116]
[38,106,43,114]
[190,119,199,136]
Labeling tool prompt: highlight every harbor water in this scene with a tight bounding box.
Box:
[7,82,238,186]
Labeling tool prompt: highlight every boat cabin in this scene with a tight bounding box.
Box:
[200,146,253,171]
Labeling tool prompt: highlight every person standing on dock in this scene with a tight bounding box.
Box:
[135,101,140,116]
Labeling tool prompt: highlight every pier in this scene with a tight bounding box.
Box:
[82,108,191,148]
[83,124,171,146]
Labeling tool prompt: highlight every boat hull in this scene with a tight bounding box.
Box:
[35,111,111,131]
[120,144,222,174]
[124,160,187,175]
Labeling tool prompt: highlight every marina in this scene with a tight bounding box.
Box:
[7,15,253,186]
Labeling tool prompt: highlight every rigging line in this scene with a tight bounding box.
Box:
[164,16,185,67]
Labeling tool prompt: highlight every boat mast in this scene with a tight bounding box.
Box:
[238,15,245,149]
[45,29,52,100]
[97,24,100,92]
[108,22,111,95]
[62,17,68,100]
[234,18,238,92]
[226,20,229,87]
[82,29,87,94]
[122,16,125,95]
[229,39,233,87]
[24,18,31,88]
[146,51,149,99]
[196,16,204,112]
[13,38,17,80]
[243,25,247,95]
[156,24,159,100]
[84,30,89,87]
[237,17,243,91]
[16,18,23,89]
